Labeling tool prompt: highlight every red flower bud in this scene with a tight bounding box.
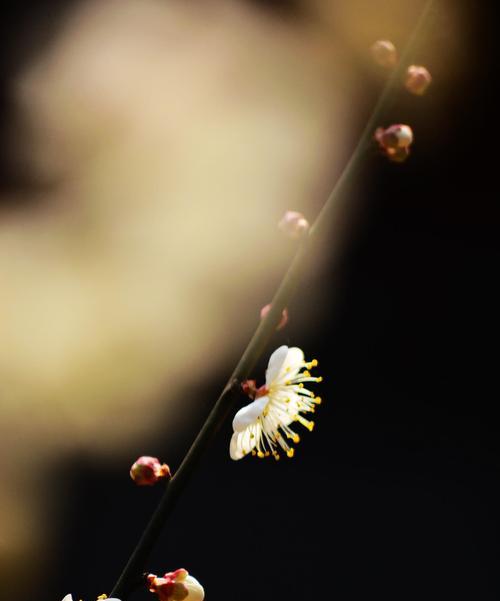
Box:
[147,570,204,601]
[130,456,171,486]
[405,65,432,95]
[375,124,413,162]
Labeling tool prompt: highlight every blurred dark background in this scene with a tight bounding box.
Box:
[1,1,499,600]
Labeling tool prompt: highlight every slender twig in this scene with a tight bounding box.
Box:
[110,2,436,597]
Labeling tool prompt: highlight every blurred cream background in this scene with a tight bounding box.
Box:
[0,0,460,595]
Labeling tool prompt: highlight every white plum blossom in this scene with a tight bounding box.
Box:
[230,345,322,460]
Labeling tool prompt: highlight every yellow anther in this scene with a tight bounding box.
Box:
[285,367,291,372]
[311,359,318,367]
[293,434,300,443]
[250,433,255,439]
[98,596,108,600]
[310,407,316,413]
[298,383,304,388]
[314,397,322,404]
[287,448,295,458]
[265,451,270,457]
[257,451,265,458]
[307,421,315,432]
[303,370,311,377]
[274,454,280,461]
[317,376,323,382]
[285,398,290,403]
[252,450,256,456]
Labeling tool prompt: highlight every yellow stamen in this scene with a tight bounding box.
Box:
[314,397,322,404]
[257,451,265,458]
[297,415,315,431]
[293,434,300,443]
[287,448,295,458]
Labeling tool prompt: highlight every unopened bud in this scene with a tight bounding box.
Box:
[147,570,204,601]
[384,146,410,163]
[405,65,432,95]
[375,124,413,149]
[370,40,397,68]
[260,303,289,330]
[130,456,171,486]
[278,210,309,240]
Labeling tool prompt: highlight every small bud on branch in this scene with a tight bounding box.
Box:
[130,457,171,486]
[278,210,310,239]
[405,65,432,95]
[370,40,398,68]
[147,570,204,601]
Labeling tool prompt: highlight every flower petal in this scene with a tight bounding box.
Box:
[185,575,205,601]
[273,347,305,384]
[62,596,73,601]
[265,345,289,384]
[230,427,259,460]
[232,395,268,432]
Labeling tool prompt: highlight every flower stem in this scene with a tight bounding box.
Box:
[110,2,436,597]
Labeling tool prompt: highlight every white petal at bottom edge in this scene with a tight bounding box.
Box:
[232,395,268,432]
[185,575,205,601]
[62,594,121,601]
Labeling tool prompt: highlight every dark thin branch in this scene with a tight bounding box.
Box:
[110,2,436,597]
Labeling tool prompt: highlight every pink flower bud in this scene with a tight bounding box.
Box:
[147,570,204,601]
[260,303,289,330]
[370,40,398,68]
[405,65,432,95]
[130,456,171,486]
[278,210,309,240]
[375,124,413,150]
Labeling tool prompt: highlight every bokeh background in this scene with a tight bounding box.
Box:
[1,1,498,600]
